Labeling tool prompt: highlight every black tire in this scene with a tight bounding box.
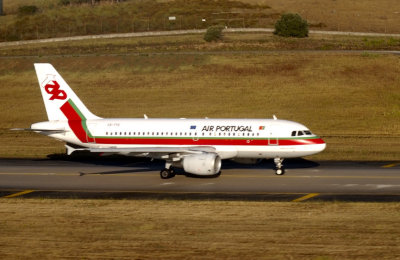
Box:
[160,169,172,179]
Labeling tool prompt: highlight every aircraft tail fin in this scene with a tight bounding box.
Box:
[34,63,101,121]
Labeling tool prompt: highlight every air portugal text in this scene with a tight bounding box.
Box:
[201,125,253,132]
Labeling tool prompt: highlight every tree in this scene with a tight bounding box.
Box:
[204,25,223,42]
[274,13,308,38]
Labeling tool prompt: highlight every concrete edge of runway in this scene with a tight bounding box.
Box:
[2,190,400,202]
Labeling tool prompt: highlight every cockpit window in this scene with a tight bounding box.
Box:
[292,130,313,136]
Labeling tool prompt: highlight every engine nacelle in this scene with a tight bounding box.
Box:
[182,153,221,176]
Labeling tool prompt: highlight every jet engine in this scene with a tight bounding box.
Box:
[182,153,221,176]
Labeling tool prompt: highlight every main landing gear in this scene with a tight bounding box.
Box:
[274,157,285,175]
[160,161,176,179]
[160,168,175,179]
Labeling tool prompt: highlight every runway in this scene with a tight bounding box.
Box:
[0,158,399,201]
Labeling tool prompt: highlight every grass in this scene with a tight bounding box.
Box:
[255,0,400,34]
[0,0,274,41]
[1,199,400,259]
[0,40,399,160]
[2,0,400,42]
[1,33,400,58]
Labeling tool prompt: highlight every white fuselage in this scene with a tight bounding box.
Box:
[32,118,326,159]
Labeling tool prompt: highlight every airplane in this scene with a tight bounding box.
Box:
[18,63,326,179]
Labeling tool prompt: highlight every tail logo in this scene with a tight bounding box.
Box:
[44,80,67,100]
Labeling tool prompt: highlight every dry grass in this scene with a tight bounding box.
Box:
[3,0,58,14]
[1,32,400,58]
[1,199,400,259]
[0,49,399,160]
[243,0,400,33]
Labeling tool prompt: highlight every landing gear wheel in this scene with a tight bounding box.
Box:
[160,168,175,179]
[273,157,285,176]
[275,168,285,175]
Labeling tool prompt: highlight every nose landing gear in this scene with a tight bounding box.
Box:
[274,157,285,175]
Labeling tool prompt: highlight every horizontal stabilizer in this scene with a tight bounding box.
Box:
[10,128,67,134]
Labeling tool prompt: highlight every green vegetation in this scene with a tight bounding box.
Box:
[1,199,400,259]
[17,5,39,16]
[274,13,308,38]
[204,25,224,42]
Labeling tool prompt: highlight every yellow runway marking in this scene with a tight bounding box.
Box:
[292,193,320,202]
[382,163,399,168]
[3,190,35,198]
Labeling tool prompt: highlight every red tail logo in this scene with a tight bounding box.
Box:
[44,81,67,100]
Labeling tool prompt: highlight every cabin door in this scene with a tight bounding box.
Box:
[268,126,278,145]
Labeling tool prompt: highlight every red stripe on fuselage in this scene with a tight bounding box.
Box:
[60,101,325,146]
[91,137,325,146]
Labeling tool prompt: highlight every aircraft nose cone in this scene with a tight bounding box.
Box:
[318,139,327,152]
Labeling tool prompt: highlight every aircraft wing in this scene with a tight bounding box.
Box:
[89,146,216,159]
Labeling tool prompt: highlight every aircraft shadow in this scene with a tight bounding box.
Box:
[44,153,320,177]
[223,158,320,170]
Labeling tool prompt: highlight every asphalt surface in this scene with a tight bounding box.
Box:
[0,158,399,201]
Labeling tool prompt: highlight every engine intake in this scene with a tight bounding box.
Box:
[182,153,221,176]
